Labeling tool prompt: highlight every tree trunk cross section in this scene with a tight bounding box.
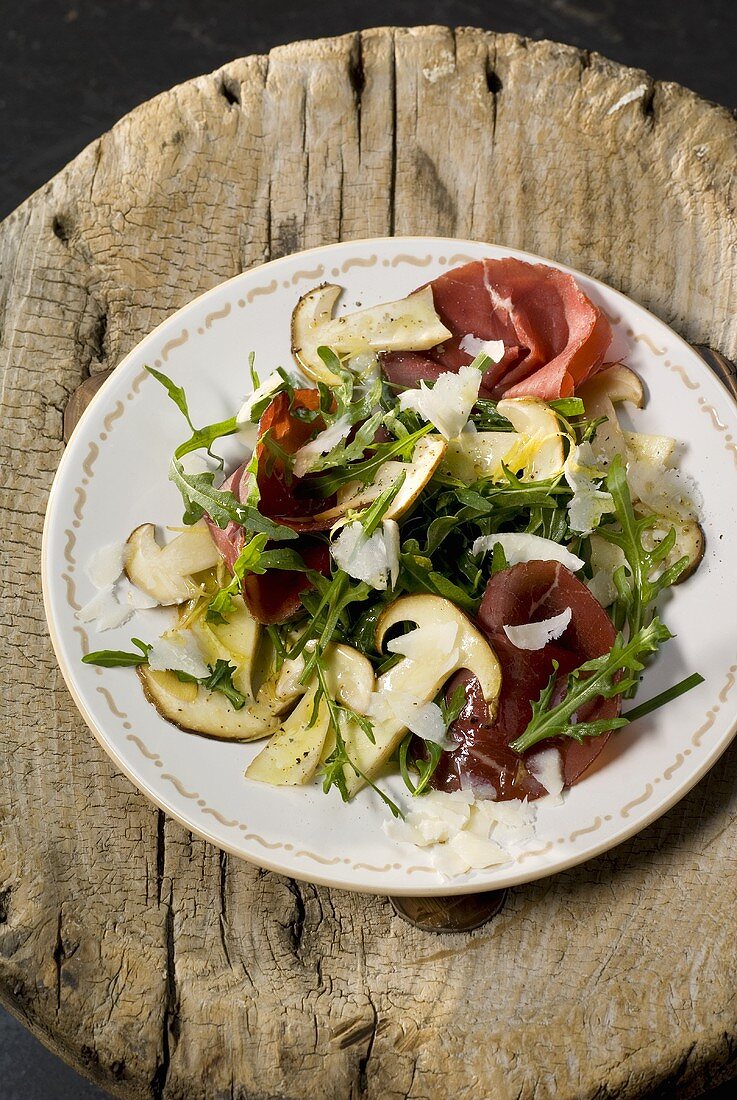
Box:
[1,25,736,1100]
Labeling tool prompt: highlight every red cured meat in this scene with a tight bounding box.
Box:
[432,561,620,800]
[256,389,337,532]
[204,395,335,623]
[381,258,612,402]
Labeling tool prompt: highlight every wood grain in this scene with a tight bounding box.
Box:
[2,26,737,1100]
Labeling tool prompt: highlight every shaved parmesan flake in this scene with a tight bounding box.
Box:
[472,532,584,572]
[86,542,126,589]
[447,830,510,869]
[627,460,700,523]
[365,691,451,745]
[382,786,543,877]
[527,748,564,796]
[503,607,572,651]
[386,620,459,663]
[76,587,133,632]
[119,578,159,610]
[147,632,209,679]
[330,521,398,591]
[236,371,285,425]
[293,414,353,477]
[459,334,506,363]
[564,443,615,535]
[586,537,627,608]
[398,365,482,440]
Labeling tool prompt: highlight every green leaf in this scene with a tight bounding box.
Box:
[313,424,432,497]
[597,455,689,637]
[549,397,585,418]
[146,366,195,430]
[169,456,298,539]
[174,659,247,710]
[624,672,705,722]
[359,471,406,538]
[509,617,672,755]
[82,638,151,668]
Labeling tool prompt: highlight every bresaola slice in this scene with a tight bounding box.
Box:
[432,561,620,800]
[381,258,612,402]
[204,390,337,623]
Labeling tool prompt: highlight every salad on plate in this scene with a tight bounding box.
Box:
[78,257,705,875]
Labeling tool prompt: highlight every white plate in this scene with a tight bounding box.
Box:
[42,237,737,895]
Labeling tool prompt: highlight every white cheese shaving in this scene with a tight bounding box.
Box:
[86,542,126,589]
[626,461,700,523]
[527,747,564,796]
[398,365,482,440]
[147,632,210,679]
[76,586,133,632]
[503,607,572,651]
[386,620,459,663]
[472,532,584,572]
[293,414,353,478]
[564,443,615,535]
[383,519,400,588]
[236,370,285,425]
[383,788,539,877]
[459,334,506,364]
[330,521,398,591]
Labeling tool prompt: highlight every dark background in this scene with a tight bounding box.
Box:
[2,1,736,1096]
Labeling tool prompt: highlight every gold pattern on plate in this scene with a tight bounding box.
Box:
[247,280,278,302]
[620,784,654,818]
[569,817,603,842]
[666,364,700,391]
[103,401,125,432]
[160,328,190,362]
[203,302,232,329]
[291,266,325,283]
[95,686,127,719]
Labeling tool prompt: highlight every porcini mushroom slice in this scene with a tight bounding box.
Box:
[125,522,221,605]
[245,645,376,786]
[291,283,452,385]
[578,364,645,463]
[312,435,446,524]
[342,595,502,796]
[138,668,282,741]
[187,596,263,699]
[496,398,565,479]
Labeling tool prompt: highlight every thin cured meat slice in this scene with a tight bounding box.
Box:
[432,561,620,800]
[256,389,337,532]
[381,258,612,402]
[243,539,331,624]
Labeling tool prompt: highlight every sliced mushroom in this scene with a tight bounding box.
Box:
[497,398,565,478]
[125,522,221,605]
[342,595,502,796]
[291,283,452,385]
[442,432,518,482]
[577,364,645,463]
[245,645,376,786]
[138,667,283,741]
[639,512,706,584]
[622,430,676,467]
[187,595,263,698]
[312,435,446,524]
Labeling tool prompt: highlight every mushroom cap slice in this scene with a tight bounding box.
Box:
[291,283,452,385]
[187,596,263,699]
[312,435,446,524]
[245,645,376,786]
[125,522,221,605]
[138,668,282,741]
[577,364,645,463]
[442,431,519,482]
[496,398,565,479]
[343,595,502,796]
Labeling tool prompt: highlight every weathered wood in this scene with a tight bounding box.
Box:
[2,25,737,1100]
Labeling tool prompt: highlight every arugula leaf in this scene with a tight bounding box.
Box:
[313,424,432,497]
[549,397,585,419]
[597,456,689,636]
[623,671,704,722]
[509,617,671,755]
[313,655,401,816]
[173,659,247,710]
[206,534,308,621]
[82,637,152,667]
[169,456,298,539]
[82,643,245,709]
[147,366,239,464]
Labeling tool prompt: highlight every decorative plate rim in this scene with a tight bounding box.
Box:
[41,235,737,895]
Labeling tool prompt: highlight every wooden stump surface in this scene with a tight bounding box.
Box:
[2,25,737,1100]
